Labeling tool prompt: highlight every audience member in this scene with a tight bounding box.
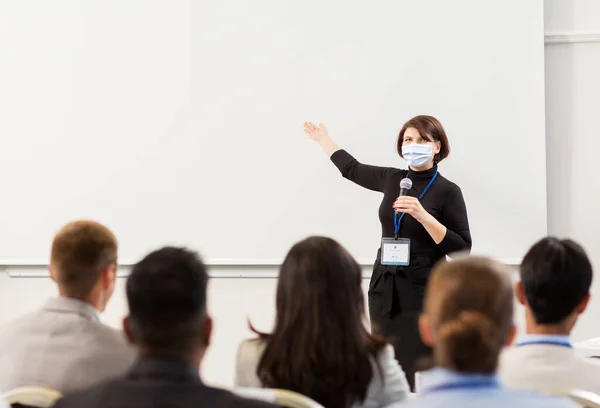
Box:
[499,237,600,393]
[53,247,276,408]
[0,221,134,393]
[395,257,576,408]
[235,236,410,408]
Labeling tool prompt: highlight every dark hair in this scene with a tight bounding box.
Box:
[51,220,118,298]
[521,237,592,324]
[253,237,386,408]
[126,247,208,354]
[397,115,450,163]
[424,257,513,374]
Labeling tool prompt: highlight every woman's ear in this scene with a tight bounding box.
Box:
[434,141,441,155]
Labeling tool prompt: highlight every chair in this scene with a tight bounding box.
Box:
[1,387,62,408]
[550,389,600,408]
[234,388,324,408]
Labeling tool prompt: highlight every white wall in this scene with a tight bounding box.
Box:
[0,0,597,390]
[544,0,600,33]
[544,0,600,341]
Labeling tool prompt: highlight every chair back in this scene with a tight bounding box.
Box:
[550,389,600,408]
[1,387,62,408]
[234,388,324,408]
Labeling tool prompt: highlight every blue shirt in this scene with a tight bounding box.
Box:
[394,368,577,408]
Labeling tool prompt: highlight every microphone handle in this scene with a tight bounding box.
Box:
[395,188,410,215]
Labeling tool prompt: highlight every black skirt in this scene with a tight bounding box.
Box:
[368,254,433,391]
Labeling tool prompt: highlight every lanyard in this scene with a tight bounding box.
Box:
[516,340,572,348]
[394,170,438,236]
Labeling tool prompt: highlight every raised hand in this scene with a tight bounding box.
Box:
[303,121,328,142]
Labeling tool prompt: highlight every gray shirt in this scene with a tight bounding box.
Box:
[0,297,136,394]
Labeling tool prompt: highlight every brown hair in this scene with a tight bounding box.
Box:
[424,257,513,374]
[397,115,450,163]
[252,236,386,408]
[50,220,118,298]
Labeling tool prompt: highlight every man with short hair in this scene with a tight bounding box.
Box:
[0,220,135,393]
[499,237,600,393]
[53,247,275,408]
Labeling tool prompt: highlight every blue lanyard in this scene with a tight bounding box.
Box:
[394,170,438,235]
[516,340,572,348]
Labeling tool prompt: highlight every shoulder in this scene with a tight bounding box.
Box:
[205,386,277,408]
[434,174,468,206]
[237,338,267,361]
[375,343,396,362]
[53,380,115,408]
[396,169,409,179]
[0,310,59,347]
[370,344,398,378]
[86,323,133,350]
[575,353,600,372]
[498,345,523,363]
[505,389,578,408]
[76,323,136,365]
[435,173,462,193]
[0,311,40,334]
[94,324,130,344]
[235,338,267,387]
[497,347,522,379]
[384,169,408,188]
[81,320,128,345]
[367,344,411,403]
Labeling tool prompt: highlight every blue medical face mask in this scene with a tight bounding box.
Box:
[402,143,434,167]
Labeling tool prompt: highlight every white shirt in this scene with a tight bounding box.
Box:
[235,339,410,408]
[499,334,600,395]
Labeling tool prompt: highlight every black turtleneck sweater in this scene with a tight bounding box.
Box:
[331,150,471,263]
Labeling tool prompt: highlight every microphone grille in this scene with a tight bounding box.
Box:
[400,178,413,190]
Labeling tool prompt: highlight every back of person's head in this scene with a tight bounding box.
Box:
[420,257,515,374]
[518,237,592,327]
[124,247,211,362]
[50,220,118,311]
[254,236,386,408]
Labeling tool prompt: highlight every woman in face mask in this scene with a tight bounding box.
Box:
[303,116,472,391]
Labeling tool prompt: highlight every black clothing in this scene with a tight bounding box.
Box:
[331,150,472,390]
[53,357,277,408]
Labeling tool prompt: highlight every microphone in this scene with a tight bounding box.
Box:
[399,178,413,197]
[396,178,413,215]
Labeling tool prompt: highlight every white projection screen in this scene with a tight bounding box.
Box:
[0,0,546,265]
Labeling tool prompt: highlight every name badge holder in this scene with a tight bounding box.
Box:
[381,170,438,266]
[381,237,411,266]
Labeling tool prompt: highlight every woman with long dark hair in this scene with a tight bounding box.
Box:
[303,116,472,389]
[235,236,410,408]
